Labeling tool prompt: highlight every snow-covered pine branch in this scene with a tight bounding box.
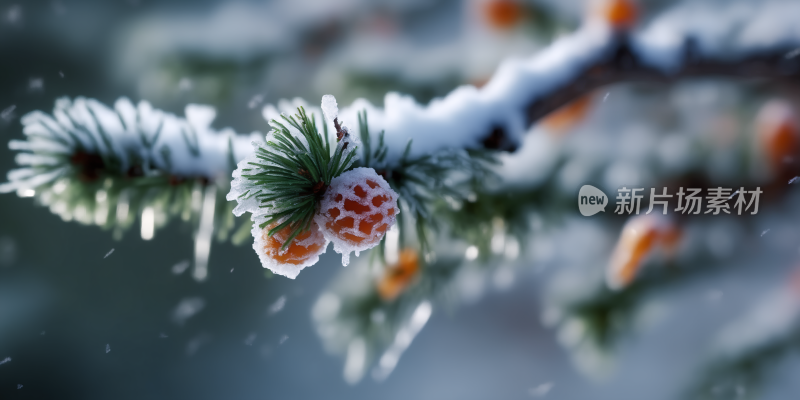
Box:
[267,1,800,162]
[6,2,800,191]
[0,97,261,195]
[0,97,262,282]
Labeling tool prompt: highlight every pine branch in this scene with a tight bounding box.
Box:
[233,106,359,250]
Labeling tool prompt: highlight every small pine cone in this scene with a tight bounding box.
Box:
[252,220,328,279]
[316,167,399,266]
[483,0,524,31]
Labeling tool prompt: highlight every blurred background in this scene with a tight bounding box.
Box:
[2,0,800,399]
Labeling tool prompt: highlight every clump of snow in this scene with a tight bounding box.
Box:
[715,286,800,361]
[260,26,612,164]
[634,1,800,72]
[316,167,399,266]
[227,143,269,218]
[320,95,361,169]
[321,94,338,123]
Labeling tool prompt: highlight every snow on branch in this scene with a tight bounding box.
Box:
[5,2,800,193]
[325,1,800,160]
[0,97,261,194]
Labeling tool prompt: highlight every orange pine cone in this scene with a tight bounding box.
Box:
[317,167,400,266]
[755,100,800,175]
[252,220,327,279]
[606,214,680,290]
[541,95,593,134]
[594,0,638,29]
[378,248,421,301]
[483,0,525,30]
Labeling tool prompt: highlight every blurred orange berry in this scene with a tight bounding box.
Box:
[606,215,680,290]
[755,100,800,174]
[594,0,638,29]
[541,95,593,134]
[483,0,525,30]
[377,248,420,301]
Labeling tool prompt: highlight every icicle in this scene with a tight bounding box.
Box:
[141,207,155,240]
[384,225,400,265]
[193,185,216,282]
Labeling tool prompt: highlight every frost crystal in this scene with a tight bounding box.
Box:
[316,167,399,266]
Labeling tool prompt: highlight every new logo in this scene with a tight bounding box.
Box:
[578,185,608,216]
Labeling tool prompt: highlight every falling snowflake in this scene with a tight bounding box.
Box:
[268,296,287,316]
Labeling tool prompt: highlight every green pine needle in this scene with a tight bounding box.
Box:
[246,106,358,251]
